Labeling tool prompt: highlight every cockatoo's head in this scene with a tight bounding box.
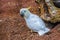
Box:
[20,7,31,18]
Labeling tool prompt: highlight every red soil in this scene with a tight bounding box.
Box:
[0,0,60,40]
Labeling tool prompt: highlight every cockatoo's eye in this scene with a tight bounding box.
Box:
[23,10,26,13]
[21,10,26,14]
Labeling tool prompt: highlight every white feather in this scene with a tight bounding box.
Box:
[20,8,50,36]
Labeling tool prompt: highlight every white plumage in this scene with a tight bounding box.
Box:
[20,8,50,36]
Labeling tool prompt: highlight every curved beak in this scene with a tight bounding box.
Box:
[20,14,24,17]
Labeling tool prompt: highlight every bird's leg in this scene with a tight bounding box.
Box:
[30,30,33,33]
[30,30,37,33]
[29,30,37,36]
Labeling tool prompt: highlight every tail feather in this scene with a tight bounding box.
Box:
[38,28,50,36]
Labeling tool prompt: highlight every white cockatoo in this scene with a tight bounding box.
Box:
[20,7,50,36]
